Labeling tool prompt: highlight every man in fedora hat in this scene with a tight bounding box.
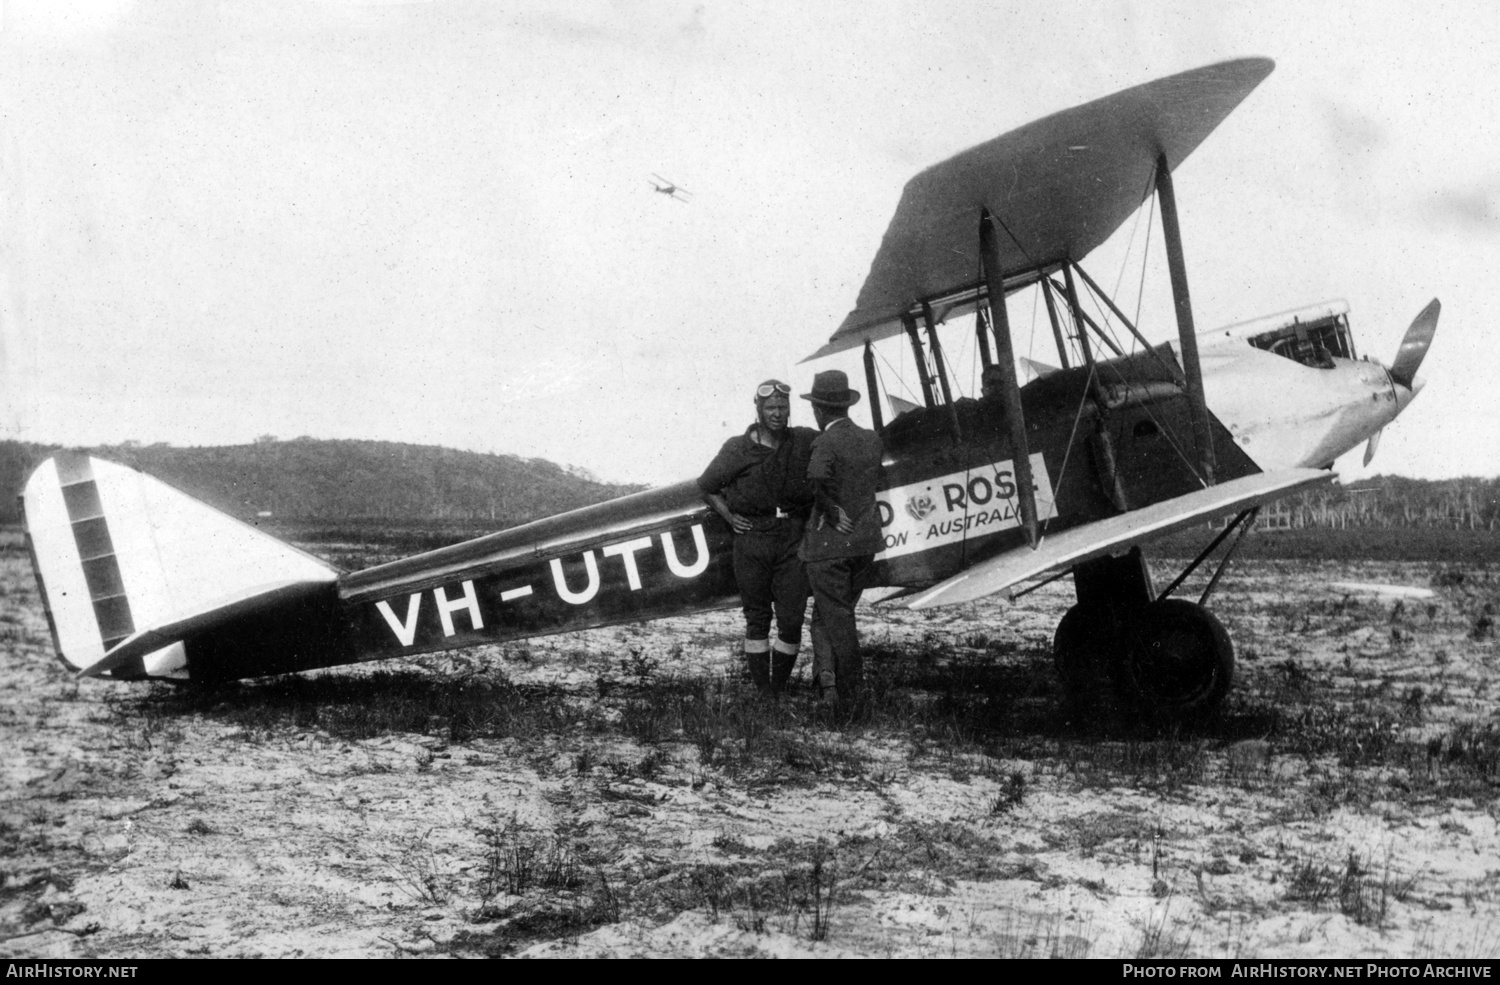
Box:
[698,379,818,693]
[799,369,885,705]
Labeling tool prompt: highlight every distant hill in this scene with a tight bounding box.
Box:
[0,438,647,528]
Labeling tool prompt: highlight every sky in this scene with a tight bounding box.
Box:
[1,0,1496,486]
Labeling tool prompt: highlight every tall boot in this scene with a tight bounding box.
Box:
[745,650,771,692]
[771,646,797,694]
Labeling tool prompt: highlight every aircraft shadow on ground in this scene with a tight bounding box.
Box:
[110,637,1313,764]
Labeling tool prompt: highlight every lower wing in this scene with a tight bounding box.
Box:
[903,468,1333,609]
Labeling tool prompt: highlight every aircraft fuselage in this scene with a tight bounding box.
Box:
[73,314,1421,684]
[190,349,1262,682]
[295,336,1413,686]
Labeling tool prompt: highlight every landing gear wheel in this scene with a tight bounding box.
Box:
[1052,604,1119,710]
[1118,599,1233,723]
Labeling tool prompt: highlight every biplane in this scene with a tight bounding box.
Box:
[20,58,1438,722]
[649,174,691,202]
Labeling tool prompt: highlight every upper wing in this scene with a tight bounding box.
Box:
[901,467,1331,610]
[806,58,1275,362]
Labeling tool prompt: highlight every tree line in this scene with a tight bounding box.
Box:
[1255,475,1500,532]
[0,439,645,528]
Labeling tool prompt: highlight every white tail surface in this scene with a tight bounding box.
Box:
[22,452,338,678]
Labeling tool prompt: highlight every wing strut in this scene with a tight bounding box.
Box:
[1054,273,1124,358]
[979,208,1040,549]
[975,306,994,369]
[1061,264,1114,363]
[922,300,963,441]
[1071,262,1185,386]
[902,313,937,408]
[1155,153,1216,485]
[1039,276,1072,370]
[862,340,884,431]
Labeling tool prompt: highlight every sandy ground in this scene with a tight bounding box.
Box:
[2,538,1498,959]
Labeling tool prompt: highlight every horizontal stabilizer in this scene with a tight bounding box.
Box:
[78,579,335,678]
[905,468,1332,609]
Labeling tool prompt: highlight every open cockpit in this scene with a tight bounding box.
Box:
[1203,300,1359,369]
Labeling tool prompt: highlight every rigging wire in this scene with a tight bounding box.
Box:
[1113,177,1153,305]
[1074,273,1205,485]
[1043,358,1098,537]
[1135,168,1158,331]
[1054,158,1206,490]
[935,319,970,402]
[1074,279,1129,356]
[935,318,979,561]
[873,341,921,407]
[960,313,977,397]
[988,209,1043,273]
[1026,280,1040,362]
[1121,167,1203,485]
[868,342,890,423]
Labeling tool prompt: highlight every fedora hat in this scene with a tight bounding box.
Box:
[800,369,861,407]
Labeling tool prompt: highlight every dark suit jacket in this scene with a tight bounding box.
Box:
[800,417,885,562]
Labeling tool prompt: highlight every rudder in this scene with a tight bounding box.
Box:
[22,451,339,680]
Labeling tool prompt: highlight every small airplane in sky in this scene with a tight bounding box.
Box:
[21,58,1437,724]
[649,173,691,202]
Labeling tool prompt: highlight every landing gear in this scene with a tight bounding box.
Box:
[1051,544,1238,724]
[1116,599,1233,721]
[1052,603,1114,699]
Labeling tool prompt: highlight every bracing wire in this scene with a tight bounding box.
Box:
[961,314,977,398]
[1113,178,1152,304]
[936,323,969,404]
[1074,272,1205,485]
[935,320,979,558]
[1026,281,1040,361]
[1121,168,1205,485]
[868,343,891,424]
[1075,279,1129,356]
[1135,171,1158,331]
[874,341,922,407]
[1044,358,1098,536]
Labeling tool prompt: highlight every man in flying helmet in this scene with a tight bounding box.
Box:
[698,379,818,692]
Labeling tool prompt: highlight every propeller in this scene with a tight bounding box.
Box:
[1364,298,1440,466]
[1388,298,1440,390]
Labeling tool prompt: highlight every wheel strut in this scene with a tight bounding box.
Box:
[1155,506,1259,604]
[1053,520,1250,724]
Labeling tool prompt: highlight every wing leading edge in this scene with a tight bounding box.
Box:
[808,58,1275,362]
[903,467,1332,610]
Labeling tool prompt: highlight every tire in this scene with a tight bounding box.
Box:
[1117,599,1234,722]
[1052,604,1118,705]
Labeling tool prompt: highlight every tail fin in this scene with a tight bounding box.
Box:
[22,452,339,680]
